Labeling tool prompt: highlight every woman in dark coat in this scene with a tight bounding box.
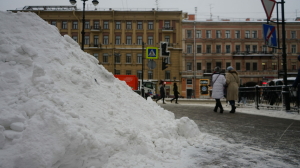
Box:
[170,83,179,104]
[226,66,240,113]
[156,80,166,104]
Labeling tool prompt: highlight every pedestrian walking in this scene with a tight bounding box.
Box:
[226,66,240,113]
[156,80,166,104]
[170,83,179,104]
[292,55,300,107]
[211,66,226,113]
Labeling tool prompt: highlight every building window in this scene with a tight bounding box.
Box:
[51,21,57,26]
[84,21,90,29]
[196,30,202,38]
[197,45,202,53]
[115,36,121,45]
[262,62,267,70]
[72,21,78,29]
[84,36,89,45]
[197,62,202,71]
[292,45,297,53]
[148,21,153,29]
[115,54,121,63]
[187,45,192,53]
[126,54,131,63]
[137,21,143,29]
[252,30,257,38]
[103,21,109,29]
[216,45,221,53]
[206,45,211,53]
[225,30,231,38]
[165,71,170,80]
[292,63,297,70]
[103,35,109,44]
[253,45,257,53]
[126,36,132,45]
[137,70,142,79]
[246,45,250,53]
[216,30,221,38]
[187,30,192,38]
[226,62,231,68]
[187,62,192,71]
[253,62,257,71]
[165,35,170,43]
[103,53,108,63]
[272,62,277,70]
[246,62,251,71]
[235,30,240,39]
[291,31,296,39]
[216,62,222,68]
[147,36,153,45]
[94,35,99,46]
[148,71,153,79]
[206,30,211,38]
[115,70,120,75]
[164,20,170,28]
[72,36,78,42]
[236,45,240,53]
[62,21,67,29]
[245,30,250,38]
[187,79,192,84]
[226,45,231,53]
[94,21,100,29]
[137,36,142,45]
[236,62,241,70]
[93,53,98,59]
[137,54,142,64]
[126,21,132,29]
[125,70,131,75]
[115,21,121,29]
[206,62,212,72]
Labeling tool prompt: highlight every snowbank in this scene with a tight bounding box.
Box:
[0,11,201,168]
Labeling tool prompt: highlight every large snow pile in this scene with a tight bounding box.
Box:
[0,11,202,168]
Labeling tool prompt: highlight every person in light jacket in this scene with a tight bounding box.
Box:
[211,66,226,113]
[226,66,240,113]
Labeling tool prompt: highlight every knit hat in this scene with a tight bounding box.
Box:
[214,66,220,72]
[298,55,300,61]
[227,66,234,71]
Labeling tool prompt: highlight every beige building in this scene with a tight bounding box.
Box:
[181,15,300,98]
[11,6,185,96]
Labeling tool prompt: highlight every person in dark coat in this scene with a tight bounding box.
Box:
[211,66,226,113]
[292,55,300,106]
[170,83,179,104]
[226,66,240,113]
[156,80,166,104]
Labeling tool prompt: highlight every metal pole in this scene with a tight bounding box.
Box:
[81,0,86,51]
[276,2,280,79]
[281,0,290,110]
[141,42,145,98]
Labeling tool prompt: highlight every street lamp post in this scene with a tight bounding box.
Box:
[69,0,99,51]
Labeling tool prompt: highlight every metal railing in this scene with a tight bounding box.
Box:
[238,85,299,113]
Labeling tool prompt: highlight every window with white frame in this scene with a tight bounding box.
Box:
[103,21,109,29]
[206,30,211,38]
[126,36,132,45]
[94,36,99,45]
[72,21,78,29]
[103,53,108,63]
[187,30,192,38]
[235,30,240,38]
[165,71,170,80]
[165,35,170,43]
[187,45,192,53]
[84,21,90,29]
[84,36,89,45]
[137,70,142,79]
[196,30,202,38]
[72,36,78,42]
[94,21,100,29]
[126,70,131,75]
[148,71,153,79]
[226,45,231,53]
[291,31,296,39]
[126,54,131,63]
[126,21,132,29]
[137,54,142,64]
[225,30,231,38]
[137,36,142,45]
[292,45,297,53]
[137,21,143,29]
[253,45,257,53]
[147,36,153,45]
[206,45,211,53]
[115,54,121,63]
[51,21,57,26]
[197,45,202,53]
[236,45,240,53]
[252,30,257,38]
[216,45,221,53]
[216,30,221,38]
[62,21,67,29]
[115,36,121,45]
[148,21,153,29]
[103,35,109,44]
[93,53,98,59]
[115,21,121,29]
[245,30,250,38]
[197,62,202,71]
[164,20,170,28]
[187,62,192,71]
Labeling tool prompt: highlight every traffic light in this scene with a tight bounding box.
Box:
[160,42,170,57]
[162,58,168,70]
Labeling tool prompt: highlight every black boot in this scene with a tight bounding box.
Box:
[213,106,217,112]
[230,105,236,113]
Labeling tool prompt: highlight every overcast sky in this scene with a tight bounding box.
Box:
[0,0,299,19]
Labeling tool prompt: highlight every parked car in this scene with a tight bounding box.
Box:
[267,77,296,86]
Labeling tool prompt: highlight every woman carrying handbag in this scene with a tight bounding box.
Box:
[211,66,226,113]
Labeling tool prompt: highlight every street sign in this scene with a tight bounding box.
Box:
[263,24,277,47]
[261,0,276,20]
[147,60,156,69]
[146,47,158,59]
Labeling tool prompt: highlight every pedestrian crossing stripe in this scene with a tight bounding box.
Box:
[146,47,158,59]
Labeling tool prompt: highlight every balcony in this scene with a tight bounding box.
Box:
[162,27,174,31]
[89,43,101,48]
[90,26,101,32]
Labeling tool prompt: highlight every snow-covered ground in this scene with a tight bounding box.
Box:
[0,11,299,168]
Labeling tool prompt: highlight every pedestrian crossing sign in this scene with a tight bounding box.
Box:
[146,47,158,59]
